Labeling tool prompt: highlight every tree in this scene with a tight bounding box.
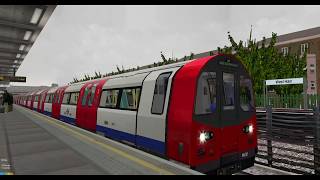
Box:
[218,30,307,95]
[189,52,194,60]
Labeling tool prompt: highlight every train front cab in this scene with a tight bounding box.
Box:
[167,54,257,174]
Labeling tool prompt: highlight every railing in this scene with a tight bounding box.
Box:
[255,94,320,109]
[255,106,320,175]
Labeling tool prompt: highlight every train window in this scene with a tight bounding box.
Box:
[45,94,50,103]
[48,94,52,103]
[57,94,60,104]
[82,86,90,106]
[223,72,235,110]
[88,85,97,107]
[53,94,58,103]
[100,89,119,108]
[240,76,254,111]
[195,72,217,115]
[70,92,80,105]
[120,88,141,110]
[151,72,171,114]
[62,93,71,104]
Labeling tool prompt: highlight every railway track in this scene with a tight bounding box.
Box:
[234,171,253,175]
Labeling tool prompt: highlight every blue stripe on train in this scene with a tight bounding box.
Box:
[96,125,136,144]
[60,115,76,125]
[96,125,165,155]
[43,111,51,117]
[136,135,165,155]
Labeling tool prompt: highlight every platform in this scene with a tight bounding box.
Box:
[0,105,203,175]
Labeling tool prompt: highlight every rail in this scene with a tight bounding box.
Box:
[255,106,320,175]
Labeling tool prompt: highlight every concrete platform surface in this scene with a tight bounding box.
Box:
[0,105,202,175]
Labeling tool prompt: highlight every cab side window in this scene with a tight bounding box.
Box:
[151,72,171,114]
[240,75,254,111]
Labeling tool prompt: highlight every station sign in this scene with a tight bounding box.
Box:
[0,76,26,82]
[266,78,303,86]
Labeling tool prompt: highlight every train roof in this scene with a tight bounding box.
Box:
[70,59,192,87]
[47,86,60,94]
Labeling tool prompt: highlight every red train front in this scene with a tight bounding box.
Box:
[167,54,257,174]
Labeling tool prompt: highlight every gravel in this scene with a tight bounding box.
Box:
[255,139,315,174]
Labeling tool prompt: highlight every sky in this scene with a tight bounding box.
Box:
[11,5,320,86]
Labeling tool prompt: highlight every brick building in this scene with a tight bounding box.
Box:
[264,26,320,95]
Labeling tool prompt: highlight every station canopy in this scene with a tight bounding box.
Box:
[0,5,56,89]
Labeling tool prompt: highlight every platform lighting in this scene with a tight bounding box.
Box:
[16,54,21,58]
[30,8,43,24]
[23,31,32,41]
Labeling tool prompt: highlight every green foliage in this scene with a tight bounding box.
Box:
[189,52,194,60]
[218,31,307,95]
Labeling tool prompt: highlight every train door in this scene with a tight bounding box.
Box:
[40,91,48,113]
[137,69,178,155]
[84,80,106,131]
[76,83,90,128]
[219,68,239,155]
[76,81,106,132]
[52,87,67,119]
[52,90,59,118]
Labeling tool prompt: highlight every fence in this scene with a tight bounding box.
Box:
[255,94,320,109]
[255,106,320,175]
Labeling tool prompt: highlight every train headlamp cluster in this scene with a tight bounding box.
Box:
[199,131,214,143]
[243,124,253,134]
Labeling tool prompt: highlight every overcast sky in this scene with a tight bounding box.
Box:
[11,5,320,86]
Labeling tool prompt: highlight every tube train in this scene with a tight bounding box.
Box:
[14,54,257,174]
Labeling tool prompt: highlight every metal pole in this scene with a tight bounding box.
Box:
[266,105,273,167]
[314,106,320,175]
[304,76,308,109]
[264,80,267,108]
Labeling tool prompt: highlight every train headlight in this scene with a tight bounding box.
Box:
[199,133,207,143]
[248,125,253,133]
[243,125,253,134]
[199,131,214,144]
